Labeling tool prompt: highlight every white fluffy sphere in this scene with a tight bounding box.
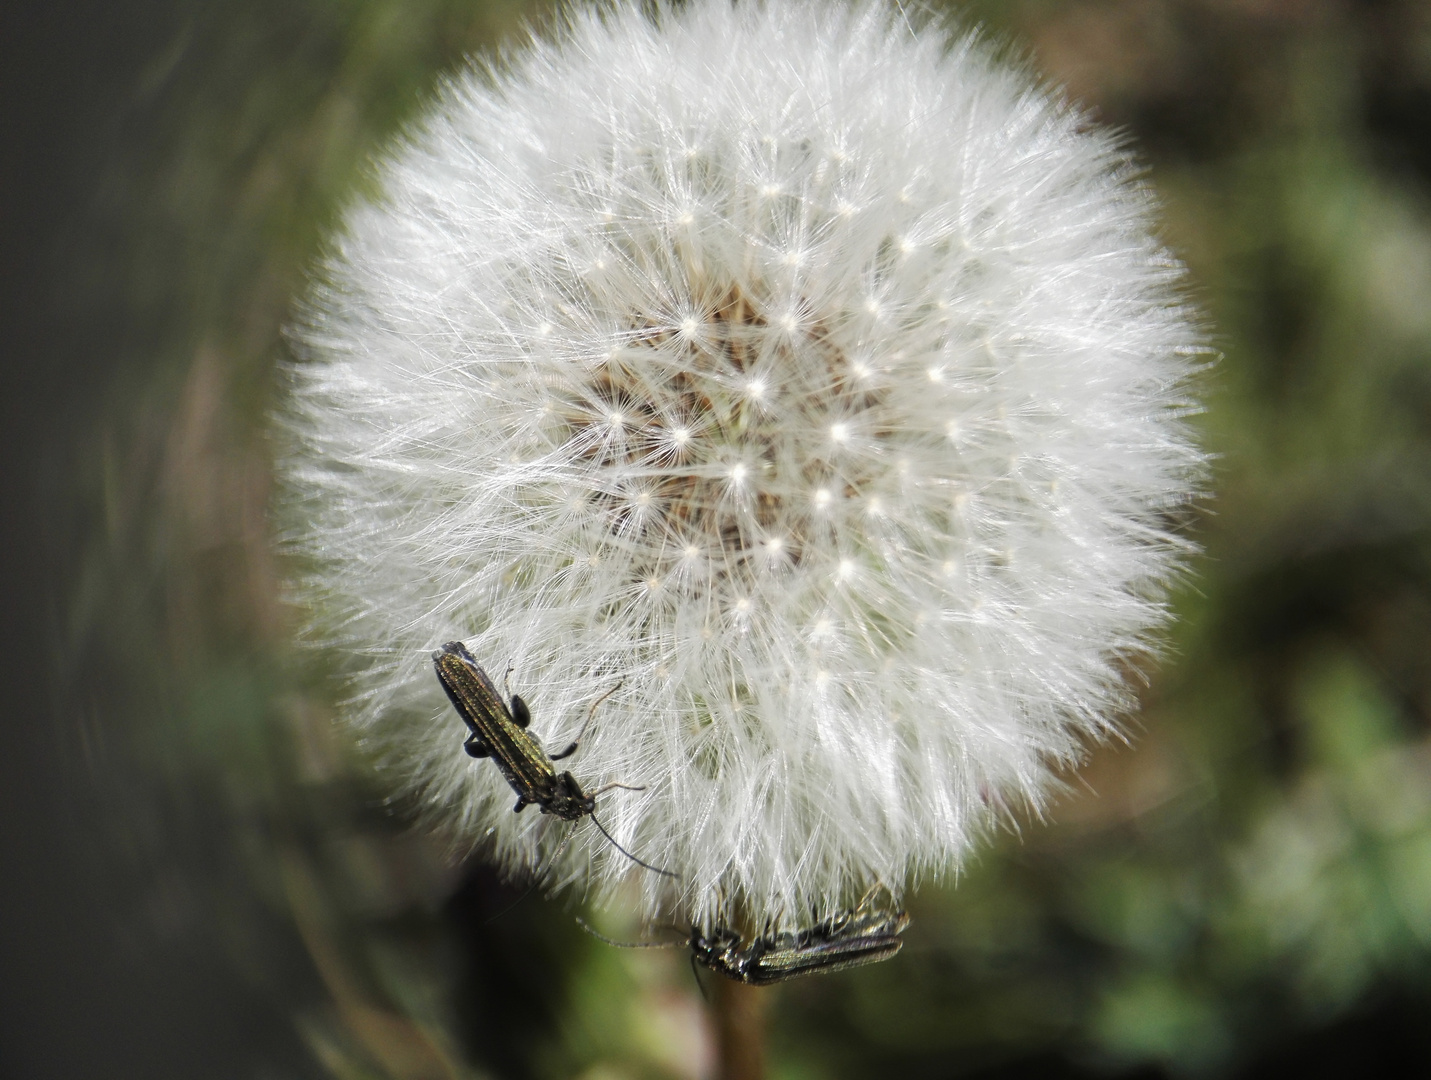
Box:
[280,0,1205,929]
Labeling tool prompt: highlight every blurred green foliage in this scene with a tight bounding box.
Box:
[31,0,1431,1077]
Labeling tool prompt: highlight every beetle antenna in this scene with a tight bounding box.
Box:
[575,917,685,949]
[589,812,680,878]
[585,781,646,798]
[690,953,709,1001]
[551,680,623,760]
[482,824,578,924]
[482,880,536,925]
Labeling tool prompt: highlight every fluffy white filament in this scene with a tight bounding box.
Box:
[280,0,1205,930]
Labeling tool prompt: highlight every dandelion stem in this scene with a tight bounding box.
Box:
[713,977,767,1080]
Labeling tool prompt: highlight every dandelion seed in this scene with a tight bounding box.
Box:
[278,0,1206,931]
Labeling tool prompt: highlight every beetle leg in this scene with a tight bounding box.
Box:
[463,735,491,758]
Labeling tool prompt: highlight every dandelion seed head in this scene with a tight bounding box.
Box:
[279,0,1206,930]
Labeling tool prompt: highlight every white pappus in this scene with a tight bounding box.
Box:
[278,0,1206,931]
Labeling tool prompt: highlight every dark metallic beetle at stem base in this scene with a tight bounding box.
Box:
[691,898,909,984]
[582,890,909,984]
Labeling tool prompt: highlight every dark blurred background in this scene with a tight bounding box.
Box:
[3,1,1431,1077]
